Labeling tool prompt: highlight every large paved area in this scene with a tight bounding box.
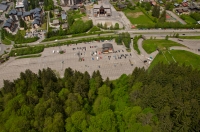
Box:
[0,41,145,87]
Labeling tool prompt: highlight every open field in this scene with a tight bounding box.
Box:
[148,50,200,71]
[180,15,196,24]
[142,39,184,54]
[123,8,154,25]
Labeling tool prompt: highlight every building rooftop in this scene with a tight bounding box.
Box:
[7,18,14,23]
[1,1,7,5]
[93,4,110,9]
[32,19,40,25]
[61,13,66,20]
[3,22,11,28]
[34,16,41,21]
[70,5,79,10]
[53,19,59,24]
[9,9,17,15]
[0,4,8,11]
[23,11,31,17]
[17,11,23,16]
[34,13,41,18]
[15,4,24,8]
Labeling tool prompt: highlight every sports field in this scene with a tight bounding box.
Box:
[148,50,200,71]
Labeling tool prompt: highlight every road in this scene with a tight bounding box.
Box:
[14,29,200,46]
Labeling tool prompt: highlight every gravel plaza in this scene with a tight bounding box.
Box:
[0,41,145,87]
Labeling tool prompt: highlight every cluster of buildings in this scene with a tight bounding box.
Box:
[2,0,44,34]
[3,7,43,33]
[174,0,200,15]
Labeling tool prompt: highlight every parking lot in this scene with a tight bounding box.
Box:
[0,41,145,87]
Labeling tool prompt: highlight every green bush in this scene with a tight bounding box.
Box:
[10,45,44,56]
[133,35,142,54]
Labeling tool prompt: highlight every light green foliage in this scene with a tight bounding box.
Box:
[93,96,111,114]
[98,85,111,97]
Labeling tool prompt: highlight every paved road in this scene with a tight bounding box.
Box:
[166,10,187,25]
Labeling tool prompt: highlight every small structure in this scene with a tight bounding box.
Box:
[70,5,79,10]
[174,3,179,7]
[62,23,68,29]
[52,19,59,26]
[54,9,60,16]
[61,11,67,20]
[1,1,8,5]
[151,1,157,6]
[93,4,112,17]
[102,43,114,53]
[15,0,28,11]
[118,3,126,9]
[176,9,183,15]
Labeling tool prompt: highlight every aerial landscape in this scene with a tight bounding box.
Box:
[0,0,199,131]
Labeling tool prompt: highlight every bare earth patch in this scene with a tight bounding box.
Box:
[82,16,89,22]
[127,12,143,18]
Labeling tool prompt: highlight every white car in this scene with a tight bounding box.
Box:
[55,40,58,42]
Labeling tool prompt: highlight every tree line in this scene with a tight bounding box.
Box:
[1,29,39,44]
[0,63,199,131]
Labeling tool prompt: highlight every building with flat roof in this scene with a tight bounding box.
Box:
[102,43,114,53]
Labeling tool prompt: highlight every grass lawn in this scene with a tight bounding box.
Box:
[40,22,47,30]
[142,39,184,54]
[72,11,86,19]
[178,36,200,39]
[2,38,11,45]
[123,8,154,25]
[148,50,200,72]
[180,15,196,24]
[20,30,26,36]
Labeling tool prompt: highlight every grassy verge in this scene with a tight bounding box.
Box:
[180,15,196,24]
[16,54,41,59]
[178,36,200,39]
[133,35,142,54]
[143,39,184,54]
[2,38,11,45]
[148,50,200,72]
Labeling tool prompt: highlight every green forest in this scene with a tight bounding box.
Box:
[0,63,199,131]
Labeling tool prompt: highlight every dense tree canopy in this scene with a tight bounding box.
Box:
[0,63,199,131]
